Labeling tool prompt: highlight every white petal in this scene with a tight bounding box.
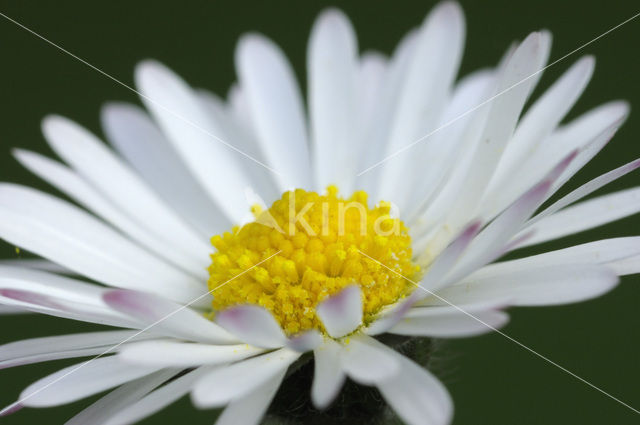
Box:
[406,40,517,228]
[104,368,210,425]
[197,90,280,204]
[416,221,482,290]
[236,34,311,191]
[518,187,640,247]
[311,339,346,409]
[409,71,496,236]
[215,368,286,425]
[609,254,640,276]
[487,56,595,209]
[377,2,465,209]
[101,102,230,237]
[0,330,149,369]
[135,60,255,223]
[1,347,106,370]
[118,340,263,367]
[472,237,640,277]
[391,304,509,337]
[227,83,254,133]
[18,356,160,408]
[66,369,177,425]
[0,305,27,315]
[405,68,495,221]
[357,28,418,193]
[493,106,628,224]
[42,115,209,260]
[13,149,207,277]
[191,348,300,408]
[0,266,139,328]
[545,102,629,196]
[433,264,618,307]
[0,401,23,417]
[340,334,400,384]
[0,258,71,274]
[0,289,135,328]
[524,158,640,231]
[443,170,556,284]
[354,52,387,159]
[216,305,287,348]
[514,55,594,154]
[103,290,237,344]
[0,266,107,304]
[0,184,206,306]
[451,31,551,222]
[0,288,63,311]
[377,352,452,425]
[308,9,358,191]
[316,285,363,338]
[444,151,575,286]
[365,292,419,336]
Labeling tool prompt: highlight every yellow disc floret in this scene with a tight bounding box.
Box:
[207,186,420,335]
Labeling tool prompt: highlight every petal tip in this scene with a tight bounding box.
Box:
[216,304,287,348]
[134,59,173,90]
[434,1,464,19]
[317,285,363,339]
[41,114,67,136]
[0,402,23,417]
[287,330,323,352]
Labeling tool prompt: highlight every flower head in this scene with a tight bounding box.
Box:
[1,2,639,425]
[208,186,418,335]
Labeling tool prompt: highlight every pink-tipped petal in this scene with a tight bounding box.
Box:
[216,305,287,349]
[442,153,573,286]
[286,330,323,352]
[525,157,640,231]
[316,285,363,339]
[103,289,236,345]
[0,402,23,417]
[0,289,63,310]
[420,220,483,293]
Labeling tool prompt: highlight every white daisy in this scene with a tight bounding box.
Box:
[1,2,639,424]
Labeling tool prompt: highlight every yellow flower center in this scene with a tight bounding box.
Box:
[207,186,419,335]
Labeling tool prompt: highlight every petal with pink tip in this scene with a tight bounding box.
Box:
[103,290,237,345]
[316,285,363,339]
[216,304,287,348]
[286,330,323,352]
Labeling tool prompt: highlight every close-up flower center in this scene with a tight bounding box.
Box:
[207,186,420,335]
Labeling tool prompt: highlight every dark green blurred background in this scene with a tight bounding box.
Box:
[0,0,639,424]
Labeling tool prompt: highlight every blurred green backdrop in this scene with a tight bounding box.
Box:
[0,0,639,424]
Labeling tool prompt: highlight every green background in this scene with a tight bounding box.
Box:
[0,0,639,423]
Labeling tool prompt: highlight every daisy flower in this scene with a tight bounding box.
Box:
[1,1,639,424]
